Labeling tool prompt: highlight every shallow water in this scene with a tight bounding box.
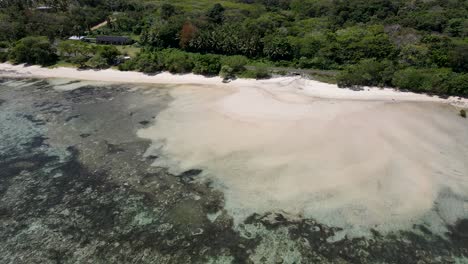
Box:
[2,77,468,263]
[139,84,468,235]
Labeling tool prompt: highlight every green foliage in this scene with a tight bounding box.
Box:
[219,65,234,79]
[0,41,9,49]
[118,51,163,73]
[188,23,262,57]
[192,54,222,76]
[0,3,108,41]
[290,34,324,59]
[447,73,468,97]
[120,50,251,78]
[207,3,225,24]
[220,55,248,73]
[141,17,184,48]
[96,45,120,65]
[1,0,467,97]
[57,41,120,68]
[0,51,8,62]
[161,3,176,20]
[392,68,453,94]
[331,25,395,64]
[421,35,452,68]
[9,36,57,65]
[58,40,93,67]
[262,34,293,61]
[160,49,194,73]
[446,18,466,37]
[86,54,108,69]
[337,59,395,88]
[290,0,331,19]
[398,44,430,67]
[329,0,400,25]
[448,43,468,73]
[241,63,270,79]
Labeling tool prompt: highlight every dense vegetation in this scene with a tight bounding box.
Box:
[0,0,467,95]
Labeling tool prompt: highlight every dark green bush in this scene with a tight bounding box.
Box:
[86,54,109,69]
[135,52,164,73]
[392,68,453,94]
[337,59,395,88]
[249,63,271,79]
[192,54,222,76]
[219,65,235,79]
[220,55,248,73]
[9,36,57,66]
[160,49,194,73]
[0,41,10,49]
[0,52,8,62]
[263,34,293,61]
[96,45,120,65]
[446,73,468,96]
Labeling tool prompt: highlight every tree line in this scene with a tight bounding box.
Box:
[0,0,467,96]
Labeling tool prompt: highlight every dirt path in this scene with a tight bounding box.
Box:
[91,20,109,31]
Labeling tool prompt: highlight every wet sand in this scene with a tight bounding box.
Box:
[138,84,468,236]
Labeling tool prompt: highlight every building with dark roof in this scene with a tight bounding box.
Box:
[96,36,133,45]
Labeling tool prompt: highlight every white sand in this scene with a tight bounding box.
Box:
[1,63,467,107]
[137,85,468,236]
[0,63,225,86]
[2,63,468,236]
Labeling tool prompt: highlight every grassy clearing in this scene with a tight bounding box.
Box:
[116,46,141,57]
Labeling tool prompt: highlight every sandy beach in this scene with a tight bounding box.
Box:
[2,62,468,237]
[138,84,468,236]
[1,63,467,108]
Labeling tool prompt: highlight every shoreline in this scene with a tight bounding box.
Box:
[1,63,467,108]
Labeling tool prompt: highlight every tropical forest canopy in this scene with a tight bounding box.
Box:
[0,0,467,96]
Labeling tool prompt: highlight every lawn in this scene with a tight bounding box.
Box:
[116,46,141,57]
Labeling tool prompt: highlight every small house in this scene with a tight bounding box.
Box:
[96,36,133,45]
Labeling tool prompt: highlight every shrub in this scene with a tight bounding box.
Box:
[461,109,466,118]
[9,36,57,66]
[0,51,8,62]
[86,54,109,69]
[96,45,120,65]
[446,73,468,96]
[0,41,10,49]
[192,54,221,76]
[160,49,194,73]
[263,34,293,61]
[220,55,248,73]
[250,63,271,79]
[392,68,452,94]
[219,65,234,79]
[135,52,164,73]
[70,54,91,68]
[296,56,335,70]
[337,59,395,88]
[58,40,91,61]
